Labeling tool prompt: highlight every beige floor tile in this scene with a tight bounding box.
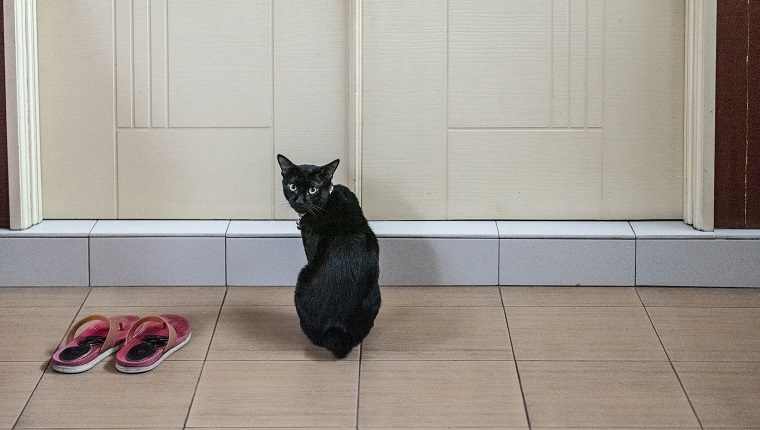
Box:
[519,361,700,428]
[187,360,358,428]
[359,360,527,428]
[207,305,359,360]
[532,428,700,430]
[225,286,503,308]
[225,286,294,306]
[362,306,511,360]
[75,305,220,361]
[0,307,82,362]
[84,286,226,307]
[638,287,760,307]
[16,361,202,429]
[675,361,760,428]
[501,286,641,307]
[648,307,760,361]
[506,306,667,361]
[382,286,502,307]
[0,362,45,429]
[0,287,90,308]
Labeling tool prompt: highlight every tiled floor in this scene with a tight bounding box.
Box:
[1,286,759,429]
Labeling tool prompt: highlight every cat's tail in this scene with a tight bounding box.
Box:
[323,326,354,359]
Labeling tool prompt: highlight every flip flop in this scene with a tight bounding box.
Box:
[115,314,191,373]
[51,315,139,374]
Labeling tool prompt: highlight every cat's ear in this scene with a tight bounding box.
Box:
[320,159,340,182]
[277,154,295,176]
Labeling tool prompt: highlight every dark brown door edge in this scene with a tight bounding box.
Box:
[715,0,760,228]
[0,0,11,229]
[747,0,760,228]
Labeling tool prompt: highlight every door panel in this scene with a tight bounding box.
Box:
[362,0,685,220]
[448,130,602,219]
[273,0,349,219]
[167,0,271,128]
[117,129,271,219]
[38,0,116,219]
[361,1,448,220]
[38,0,349,219]
[448,1,552,128]
[601,0,685,219]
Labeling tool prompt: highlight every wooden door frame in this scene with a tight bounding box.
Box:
[3,0,716,230]
[1,0,9,228]
[684,0,717,231]
[714,0,760,229]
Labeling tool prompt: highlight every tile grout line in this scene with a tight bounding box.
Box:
[88,223,95,287]
[499,287,532,429]
[181,286,229,429]
[630,221,637,286]
[495,221,501,286]
[355,343,363,430]
[11,286,95,429]
[224,221,231,287]
[634,287,705,430]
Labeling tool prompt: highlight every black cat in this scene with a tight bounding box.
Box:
[277,154,381,359]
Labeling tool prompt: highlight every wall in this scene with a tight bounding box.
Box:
[715,0,760,228]
[0,0,9,229]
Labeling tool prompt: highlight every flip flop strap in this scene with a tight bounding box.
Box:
[61,314,118,354]
[125,316,178,354]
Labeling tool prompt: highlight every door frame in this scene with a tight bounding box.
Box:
[684,0,716,231]
[3,0,40,230]
[4,0,716,230]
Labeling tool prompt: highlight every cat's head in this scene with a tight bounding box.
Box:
[277,154,340,215]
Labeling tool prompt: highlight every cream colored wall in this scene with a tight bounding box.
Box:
[362,0,685,220]
[38,0,684,221]
[38,0,349,219]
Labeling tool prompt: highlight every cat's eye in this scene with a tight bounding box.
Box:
[288,184,297,192]
[308,187,318,195]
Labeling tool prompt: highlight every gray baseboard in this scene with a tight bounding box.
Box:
[1,220,758,287]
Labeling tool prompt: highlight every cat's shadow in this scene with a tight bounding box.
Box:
[221,306,342,361]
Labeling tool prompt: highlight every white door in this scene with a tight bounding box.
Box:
[38,0,349,219]
[361,0,685,220]
[37,0,685,221]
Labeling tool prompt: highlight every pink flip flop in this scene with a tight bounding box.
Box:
[115,314,191,373]
[51,315,139,374]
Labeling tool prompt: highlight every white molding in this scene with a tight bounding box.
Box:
[683,0,716,231]
[4,0,41,230]
[5,220,757,287]
[348,0,362,200]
